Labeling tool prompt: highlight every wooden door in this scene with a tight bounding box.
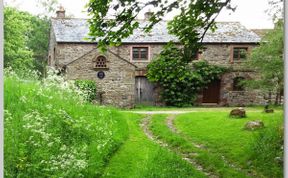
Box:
[135,77,155,105]
[202,79,221,103]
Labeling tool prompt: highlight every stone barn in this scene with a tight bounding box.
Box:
[48,8,264,108]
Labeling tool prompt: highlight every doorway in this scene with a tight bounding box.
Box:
[135,77,155,105]
[202,79,221,103]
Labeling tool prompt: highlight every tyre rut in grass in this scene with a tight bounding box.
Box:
[166,114,264,178]
[140,115,217,178]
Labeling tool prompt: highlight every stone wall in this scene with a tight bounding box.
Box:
[108,44,164,69]
[196,44,265,106]
[49,40,265,107]
[48,28,57,66]
[219,72,265,106]
[55,43,136,108]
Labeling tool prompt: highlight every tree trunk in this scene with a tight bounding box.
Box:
[275,92,279,105]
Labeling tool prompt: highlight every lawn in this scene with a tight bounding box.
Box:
[175,111,283,177]
[5,72,283,177]
[149,109,283,178]
[130,104,283,112]
[102,113,206,178]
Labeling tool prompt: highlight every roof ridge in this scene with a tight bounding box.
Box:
[51,18,261,43]
[51,18,242,24]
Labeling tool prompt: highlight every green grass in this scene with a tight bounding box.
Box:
[130,104,283,112]
[4,76,129,177]
[174,111,283,177]
[102,114,206,178]
[150,114,250,178]
[5,72,283,177]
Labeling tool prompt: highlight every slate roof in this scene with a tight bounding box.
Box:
[251,29,272,38]
[51,18,261,44]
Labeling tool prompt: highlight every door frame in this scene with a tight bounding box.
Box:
[202,79,221,104]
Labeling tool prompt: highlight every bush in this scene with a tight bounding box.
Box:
[147,43,226,106]
[249,123,283,177]
[4,70,128,177]
[75,80,97,102]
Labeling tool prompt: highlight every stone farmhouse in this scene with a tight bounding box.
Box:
[48,8,264,108]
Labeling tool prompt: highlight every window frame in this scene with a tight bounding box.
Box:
[130,46,151,62]
[191,50,202,60]
[230,45,250,63]
[93,55,108,69]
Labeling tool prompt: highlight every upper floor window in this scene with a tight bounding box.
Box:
[232,47,248,62]
[93,55,108,69]
[132,47,149,61]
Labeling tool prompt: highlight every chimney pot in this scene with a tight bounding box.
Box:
[56,5,65,18]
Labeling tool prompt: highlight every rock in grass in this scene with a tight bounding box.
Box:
[244,120,264,131]
[264,109,274,113]
[230,108,246,118]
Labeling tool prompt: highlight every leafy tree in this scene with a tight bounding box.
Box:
[4,6,51,76]
[244,20,283,104]
[26,15,50,76]
[266,0,283,22]
[147,44,226,106]
[36,0,59,17]
[4,7,34,70]
[87,0,234,57]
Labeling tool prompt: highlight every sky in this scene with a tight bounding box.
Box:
[4,0,276,29]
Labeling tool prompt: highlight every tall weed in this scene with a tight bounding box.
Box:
[4,68,128,177]
[249,121,283,177]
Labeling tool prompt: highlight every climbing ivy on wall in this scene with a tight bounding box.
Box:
[147,43,227,107]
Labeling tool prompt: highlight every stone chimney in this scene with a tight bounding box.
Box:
[144,11,153,20]
[56,5,65,18]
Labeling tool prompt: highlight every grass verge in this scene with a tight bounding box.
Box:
[174,111,283,178]
[150,114,250,178]
[4,76,128,177]
[102,114,206,178]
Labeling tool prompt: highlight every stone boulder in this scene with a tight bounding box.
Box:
[230,107,246,118]
[244,120,264,131]
[264,109,274,113]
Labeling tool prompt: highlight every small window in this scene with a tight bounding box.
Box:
[232,47,248,61]
[94,56,108,68]
[233,77,245,91]
[132,47,149,61]
[191,50,201,60]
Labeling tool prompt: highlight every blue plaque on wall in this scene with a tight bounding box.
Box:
[97,71,105,79]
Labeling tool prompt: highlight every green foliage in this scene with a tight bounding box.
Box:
[244,20,283,104]
[26,15,50,76]
[4,7,50,76]
[75,80,97,102]
[4,7,34,70]
[4,72,128,177]
[87,0,233,53]
[250,123,283,177]
[147,44,226,106]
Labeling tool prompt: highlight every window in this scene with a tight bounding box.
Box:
[233,77,245,91]
[132,47,149,61]
[191,50,201,60]
[232,47,248,62]
[93,56,108,69]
